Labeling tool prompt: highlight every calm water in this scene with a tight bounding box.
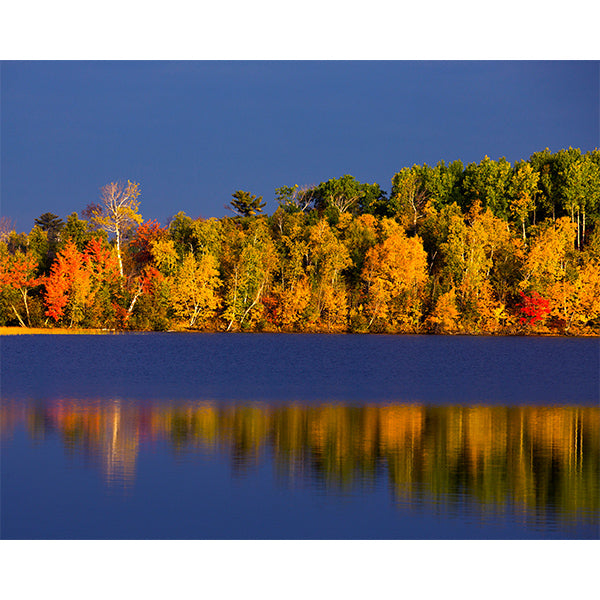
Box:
[1,333,598,539]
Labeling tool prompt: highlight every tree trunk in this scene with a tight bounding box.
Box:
[20,289,31,326]
[127,284,143,317]
[116,228,124,278]
[11,305,26,327]
[226,269,239,331]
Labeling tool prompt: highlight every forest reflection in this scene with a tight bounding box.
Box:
[2,399,598,522]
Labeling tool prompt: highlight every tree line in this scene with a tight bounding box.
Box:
[1,147,599,334]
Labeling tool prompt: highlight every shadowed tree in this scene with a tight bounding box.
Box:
[389,167,430,233]
[508,161,539,242]
[33,212,65,273]
[313,175,386,217]
[34,213,64,239]
[275,184,316,214]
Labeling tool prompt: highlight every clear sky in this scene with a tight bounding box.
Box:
[1,60,598,231]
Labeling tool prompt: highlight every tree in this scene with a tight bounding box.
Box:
[34,212,64,240]
[421,160,465,211]
[228,190,266,218]
[43,238,119,327]
[426,287,460,333]
[521,217,576,294]
[268,210,311,330]
[567,260,600,331]
[340,213,379,291]
[61,212,106,251]
[89,180,143,277]
[560,152,600,249]
[508,161,539,241]
[32,213,65,274]
[0,250,40,326]
[43,240,90,325]
[313,175,385,216]
[439,207,508,331]
[517,291,551,326]
[389,167,430,233]
[222,219,277,330]
[305,219,352,330]
[529,148,561,222]
[275,184,316,214]
[151,238,179,276]
[171,252,222,328]
[26,226,50,274]
[128,220,168,269]
[462,156,512,218]
[361,223,428,332]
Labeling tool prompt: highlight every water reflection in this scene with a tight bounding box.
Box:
[1,399,598,526]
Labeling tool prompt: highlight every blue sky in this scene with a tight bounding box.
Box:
[1,60,598,231]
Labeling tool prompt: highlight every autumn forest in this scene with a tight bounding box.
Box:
[1,147,599,335]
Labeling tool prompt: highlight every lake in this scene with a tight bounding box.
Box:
[1,333,598,539]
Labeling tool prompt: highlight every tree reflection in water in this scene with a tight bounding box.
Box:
[1,399,598,523]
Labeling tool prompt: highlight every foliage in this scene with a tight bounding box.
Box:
[517,291,551,326]
[0,248,40,326]
[361,227,428,332]
[313,175,386,217]
[4,148,600,334]
[171,252,221,327]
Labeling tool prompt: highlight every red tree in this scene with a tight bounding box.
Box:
[129,220,167,267]
[518,291,551,325]
[44,240,84,322]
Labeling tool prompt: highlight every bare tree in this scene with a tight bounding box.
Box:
[91,181,143,277]
[0,216,15,243]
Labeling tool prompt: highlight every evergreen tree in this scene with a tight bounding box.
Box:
[228,190,266,217]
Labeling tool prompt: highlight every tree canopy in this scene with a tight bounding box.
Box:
[1,148,599,335]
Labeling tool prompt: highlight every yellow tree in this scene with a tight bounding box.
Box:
[270,211,311,330]
[389,167,429,233]
[151,238,179,276]
[520,217,576,331]
[361,223,428,332]
[171,252,222,328]
[426,287,460,333]
[570,261,600,332]
[222,219,278,331]
[547,259,600,333]
[305,219,351,331]
[440,207,509,332]
[89,181,143,278]
[521,217,576,293]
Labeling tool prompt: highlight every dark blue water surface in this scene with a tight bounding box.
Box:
[1,333,599,539]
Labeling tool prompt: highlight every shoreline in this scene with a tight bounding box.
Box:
[0,326,115,335]
[1,326,597,337]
